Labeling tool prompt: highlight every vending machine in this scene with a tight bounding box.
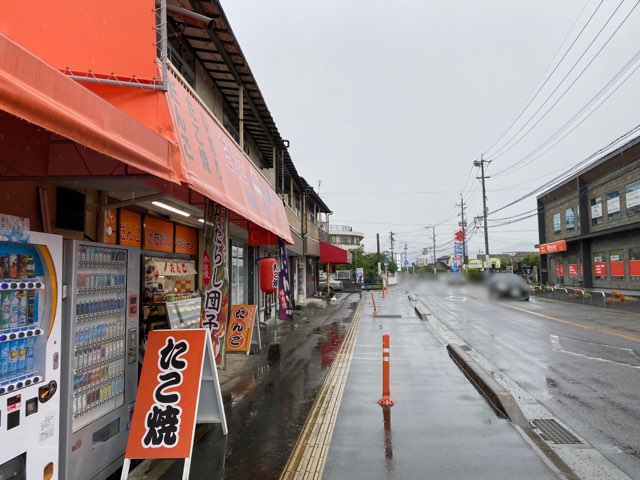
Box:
[59,241,140,480]
[0,232,63,480]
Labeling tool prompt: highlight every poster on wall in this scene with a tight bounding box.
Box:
[278,238,293,321]
[200,201,229,368]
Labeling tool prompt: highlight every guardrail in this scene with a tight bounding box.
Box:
[531,285,610,308]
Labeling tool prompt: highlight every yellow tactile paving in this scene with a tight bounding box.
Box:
[280,297,365,480]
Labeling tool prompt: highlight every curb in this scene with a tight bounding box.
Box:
[446,343,580,480]
[447,344,528,426]
[414,303,431,319]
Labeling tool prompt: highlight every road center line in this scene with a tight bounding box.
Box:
[498,302,640,344]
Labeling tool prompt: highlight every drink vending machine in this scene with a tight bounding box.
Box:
[59,241,140,480]
[0,232,63,480]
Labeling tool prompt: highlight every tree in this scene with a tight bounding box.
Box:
[520,253,540,270]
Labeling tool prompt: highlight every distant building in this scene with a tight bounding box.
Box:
[416,255,430,267]
[537,135,640,289]
[327,224,364,251]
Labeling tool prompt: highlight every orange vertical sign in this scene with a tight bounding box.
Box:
[226,305,257,352]
[126,330,206,459]
[145,216,174,253]
[120,209,142,247]
[175,224,198,255]
[103,209,117,244]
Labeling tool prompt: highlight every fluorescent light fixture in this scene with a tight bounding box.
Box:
[198,218,205,223]
[152,201,190,217]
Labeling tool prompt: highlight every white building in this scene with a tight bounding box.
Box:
[327,224,364,251]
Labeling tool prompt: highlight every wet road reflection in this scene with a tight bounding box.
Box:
[382,406,394,471]
[160,294,359,479]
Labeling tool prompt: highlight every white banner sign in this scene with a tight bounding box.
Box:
[591,203,602,219]
[627,189,640,209]
[607,196,620,214]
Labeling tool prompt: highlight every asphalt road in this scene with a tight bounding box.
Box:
[411,277,640,479]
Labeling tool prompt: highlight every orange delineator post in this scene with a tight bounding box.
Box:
[371,292,378,315]
[378,334,395,406]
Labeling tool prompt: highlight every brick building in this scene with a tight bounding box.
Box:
[537,135,640,290]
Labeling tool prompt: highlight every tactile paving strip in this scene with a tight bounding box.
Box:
[280,298,365,480]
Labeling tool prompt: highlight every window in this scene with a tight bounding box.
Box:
[609,249,624,277]
[606,191,621,221]
[565,208,575,231]
[593,251,606,279]
[553,213,561,233]
[626,180,640,216]
[590,197,602,225]
[231,243,246,305]
[630,248,640,280]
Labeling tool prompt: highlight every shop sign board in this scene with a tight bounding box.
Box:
[539,240,567,254]
[630,260,640,277]
[201,202,229,367]
[103,208,117,244]
[278,238,293,321]
[468,259,484,269]
[120,209,142,247]
[607,196,620,214]
[593,262,607,276]
[175,224,198,255]
[568,264,577,277]
[144,216,174,253]
[122,329,227,479]
[610,261,625,277]
[556,263,564,278]
[627,189,640,209]
[226,305,257,352]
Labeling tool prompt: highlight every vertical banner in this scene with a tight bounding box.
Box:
[200,200,229,368]
[226,305,257,352]
[278,238,293,321]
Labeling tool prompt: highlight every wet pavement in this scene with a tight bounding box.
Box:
[322,286,556,479]
[127,294,360,480]
[410,277,640,479]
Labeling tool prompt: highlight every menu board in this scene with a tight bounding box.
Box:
[166,297,202,330]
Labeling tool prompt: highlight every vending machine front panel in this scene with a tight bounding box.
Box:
[0,232,63,480]
[60,241,140,480]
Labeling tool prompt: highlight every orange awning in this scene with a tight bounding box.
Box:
[0,33,182,184]
[87,69,293,244]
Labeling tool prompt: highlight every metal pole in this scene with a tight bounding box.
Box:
[480,157,490,261]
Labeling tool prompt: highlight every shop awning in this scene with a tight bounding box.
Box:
[86,69,293,244]
[320,242,352,264]
[0,34,182,184]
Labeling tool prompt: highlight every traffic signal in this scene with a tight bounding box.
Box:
[454,230,464,242]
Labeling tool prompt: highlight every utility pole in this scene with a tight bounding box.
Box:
[404,242,408,272]
[389,231,396,269]
[426,226,436,273]
[474,155,491,266]
[376,233,381,274]
[457,194,467,265]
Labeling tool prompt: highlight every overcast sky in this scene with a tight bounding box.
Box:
[222,0,640,263]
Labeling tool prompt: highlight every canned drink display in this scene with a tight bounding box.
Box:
[7,254,17,278]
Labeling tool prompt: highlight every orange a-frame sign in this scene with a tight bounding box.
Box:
[226,305,257,353]
[121,329,227,479]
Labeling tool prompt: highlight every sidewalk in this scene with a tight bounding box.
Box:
[126,295,355,480]
[318,288,557,479]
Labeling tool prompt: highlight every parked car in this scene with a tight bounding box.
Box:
[319,276,343,291]
[488,273,530,300]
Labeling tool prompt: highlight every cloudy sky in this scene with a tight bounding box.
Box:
[222,0,640,263]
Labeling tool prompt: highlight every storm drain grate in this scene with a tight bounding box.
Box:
[460,345,472,351]
[531,419,583,445]
[375,314,403,319]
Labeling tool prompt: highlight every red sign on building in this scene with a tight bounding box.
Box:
[555,263,564,278]
[593,262,607,276]
[568,264,577,277]
[539,240,567,254]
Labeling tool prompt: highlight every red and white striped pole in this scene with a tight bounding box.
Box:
[371,292,377,316]
[378,334,395,406]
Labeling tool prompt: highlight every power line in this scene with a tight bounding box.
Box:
[493,44,640,177]
[483,0,600,157]
[488,0,634,161]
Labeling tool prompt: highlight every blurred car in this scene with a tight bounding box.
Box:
[488,273,530,300]
[319,276,343,291]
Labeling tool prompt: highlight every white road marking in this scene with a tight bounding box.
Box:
[549,335,640,369]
